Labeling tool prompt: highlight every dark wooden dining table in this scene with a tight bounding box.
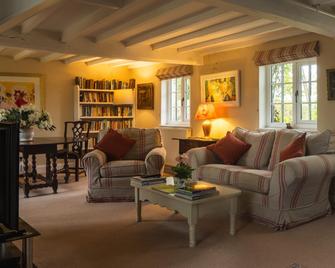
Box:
[19,137,87,198]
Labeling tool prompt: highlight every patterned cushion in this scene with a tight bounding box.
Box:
[268,129,301,170]
[100,160,146,178]
[232,127,275,169]
[98,128,163,160]
[197,164,247,185]
[230,169,272,194]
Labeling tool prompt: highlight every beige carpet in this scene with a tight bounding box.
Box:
[19,177,335,268]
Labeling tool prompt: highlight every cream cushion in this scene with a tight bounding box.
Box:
[233,127,276,169]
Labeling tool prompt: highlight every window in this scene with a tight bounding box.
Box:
[161,76,191,127]
[265,58,317,128]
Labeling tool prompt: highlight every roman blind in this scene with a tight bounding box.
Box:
[253,41,319,66]
[156,65,193,80]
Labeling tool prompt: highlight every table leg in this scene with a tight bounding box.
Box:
[135,188,141,223]
[23,153,30,198]
[188,206,198,248]
[64,152,70,183]
[230,197,238,236]
[52,154,58,194]
[22,238,33,268]
[32,154,37,182]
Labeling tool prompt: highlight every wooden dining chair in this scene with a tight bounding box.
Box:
[57,121,91,182]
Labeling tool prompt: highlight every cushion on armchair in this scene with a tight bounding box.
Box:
[95,129,136,161]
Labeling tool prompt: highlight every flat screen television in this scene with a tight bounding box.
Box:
[0,122,19,230]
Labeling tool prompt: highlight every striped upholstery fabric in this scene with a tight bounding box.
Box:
[118,128,162,160]
[230,169,272,194]
[82,128,166,202]
[197,164,247,185]
[156,65,193,80]
[253,41,319,66]
[233,127,275,169]
[268,129,301,170]
[100,160,146,178]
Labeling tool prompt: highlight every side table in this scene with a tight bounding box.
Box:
[173,137,218,154]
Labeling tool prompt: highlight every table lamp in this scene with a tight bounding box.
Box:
[195,103,217,138]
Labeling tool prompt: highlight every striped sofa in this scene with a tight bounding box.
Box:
[82,128,166,202]
[187,128,335,230]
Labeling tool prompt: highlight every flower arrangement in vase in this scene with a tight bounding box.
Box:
[0,105,55,141]
[172,154,194,188]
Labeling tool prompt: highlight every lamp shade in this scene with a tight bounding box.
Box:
[195,103,217,120]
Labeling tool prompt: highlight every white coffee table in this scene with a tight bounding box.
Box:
[130,179,242,248]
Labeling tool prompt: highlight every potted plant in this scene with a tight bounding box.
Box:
[172,154,194,188]
[0,106,55,141]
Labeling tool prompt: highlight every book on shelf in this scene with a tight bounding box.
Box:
[80,92,114,103]
[132,176,166,186]
[75,76,136,90]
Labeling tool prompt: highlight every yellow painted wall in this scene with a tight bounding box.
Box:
[0,56,131,137]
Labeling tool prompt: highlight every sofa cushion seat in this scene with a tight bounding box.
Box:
[230,169,272,194]
[100,160,146,178]
[197,164,247,185]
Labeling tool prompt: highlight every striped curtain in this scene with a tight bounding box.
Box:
[253,41,320,66]
[156,65,193,79]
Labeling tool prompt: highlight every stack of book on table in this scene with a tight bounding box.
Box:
[132,176,166,186]
[175,182,218,200]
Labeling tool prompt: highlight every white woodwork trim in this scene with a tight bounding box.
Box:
[151,15,260,50]
[85,57,116,66]
[195,0,335,37]
[0,30,203,65]
[62,55,98,64]
[39,52,67,62]
[61,8,110,43]
[95,0,192,43]
[178,22,289,52]
[13,49,35,60]
[0,0,64,33]
[122,8,235,47]
[198,28,307,55]
[69,0,158,39]
[21,4,61,34]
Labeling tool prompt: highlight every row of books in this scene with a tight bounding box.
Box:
[80,92,114,103]
[75,77,136,89]
[175,183,217,201]
[81,106,133,117]
[82,119,134,132]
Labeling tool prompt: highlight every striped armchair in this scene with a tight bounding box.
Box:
[187,128,335,230]
[82,128,166,202]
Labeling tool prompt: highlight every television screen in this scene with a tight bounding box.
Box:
[0,122,19,230]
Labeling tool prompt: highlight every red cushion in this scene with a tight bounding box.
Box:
[280,133,306,162]
[95,129,136,160]
[207,131,251,165]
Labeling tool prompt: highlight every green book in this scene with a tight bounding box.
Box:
[152,184,176,194]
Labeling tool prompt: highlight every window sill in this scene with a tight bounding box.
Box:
[260,126,318,133]
[159,125,191,129]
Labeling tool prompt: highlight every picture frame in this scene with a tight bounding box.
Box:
[201,70,240,107]
[0,73,45,109]
[137,83,154,110]
[327,69,335,100]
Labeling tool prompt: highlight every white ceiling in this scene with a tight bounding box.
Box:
[0,0,334,66]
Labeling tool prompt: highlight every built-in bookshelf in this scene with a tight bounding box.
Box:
[74,76,136,134]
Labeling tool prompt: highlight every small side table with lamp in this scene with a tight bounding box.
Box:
[173,103,219,154]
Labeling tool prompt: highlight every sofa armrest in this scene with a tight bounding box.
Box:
[145,147,166,176]
[186,147,218,179]
[82,149,107,184]
[269,154,335,210]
